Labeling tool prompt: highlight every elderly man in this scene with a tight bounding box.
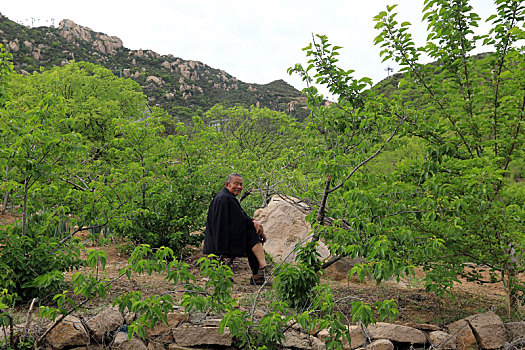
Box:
[203,173,269,285]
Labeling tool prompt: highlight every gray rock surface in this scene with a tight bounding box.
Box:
[111,332,147,350]
[505,321,525,342]
[46,315,89,350]
[367,322,426,344]
[467,312,506,349]
[172,326,232,347]
[366,339,394,350]
[447,319,479,350]
[429,330,457,349]
[86,307,124,343]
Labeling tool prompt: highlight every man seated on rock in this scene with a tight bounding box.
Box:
[203,173,269,285]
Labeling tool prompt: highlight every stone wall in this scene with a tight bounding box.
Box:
[20,309,525,349]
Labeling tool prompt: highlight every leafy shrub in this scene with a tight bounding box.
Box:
[274,241,321,309]
[0,216,84,302]
[117,166,211,255]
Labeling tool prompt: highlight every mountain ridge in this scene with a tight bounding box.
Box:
[0,13,308,122]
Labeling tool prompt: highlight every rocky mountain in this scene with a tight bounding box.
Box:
[0,13,308,122]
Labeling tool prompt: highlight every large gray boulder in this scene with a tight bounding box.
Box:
[253,195,330,264]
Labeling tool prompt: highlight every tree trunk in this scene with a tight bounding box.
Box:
[502,260,520,320]
[314,175,332,241]
[22,178,28,235]
[1,190,8,214]
[1,166,8,214]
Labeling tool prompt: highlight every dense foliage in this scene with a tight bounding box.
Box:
[0,0,524,348]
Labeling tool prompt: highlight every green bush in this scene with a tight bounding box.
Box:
[0,216,84,302]
[117,167,211,255]
[274,241,321,309]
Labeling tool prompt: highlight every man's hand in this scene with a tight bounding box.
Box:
[253,220,264,234]
[253,220,266,243]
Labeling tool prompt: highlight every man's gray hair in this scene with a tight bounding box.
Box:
[226,173,242,183]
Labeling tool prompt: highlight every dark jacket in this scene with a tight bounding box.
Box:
[203,187,255,257]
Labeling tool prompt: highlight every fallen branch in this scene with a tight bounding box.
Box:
[22,298,37,339]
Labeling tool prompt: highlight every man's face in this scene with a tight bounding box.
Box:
[226,176,243,196]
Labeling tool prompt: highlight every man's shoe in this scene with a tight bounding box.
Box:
[250,276,272,286]
[258,265,273,278]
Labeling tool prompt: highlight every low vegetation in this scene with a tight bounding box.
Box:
[0,0,524,348]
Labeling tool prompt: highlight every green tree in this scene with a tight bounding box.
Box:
[8,61,147,158]
[202,104,299,209]
[111,118,213,253]
[372,0,525,316]
[0,49,85,302]
[286,0,525,321]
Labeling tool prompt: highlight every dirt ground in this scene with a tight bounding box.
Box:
[66,237,515,327]
[2,210,517,328]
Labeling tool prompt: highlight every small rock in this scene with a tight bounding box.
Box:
[405,323,440,332]
[147,341,165,350]
[202,318,223,327]
[429,330,457,349]
[46,315,89,349]
[367,322,426,344]
[367,339,394,350]
[317,325,366,349]
[146,311,188,340]
[505,321,525,342]
[282,329,313,349]
[124,311,136,325]
[111,332,147,350]
[172,326,232,347]
[188,312,207,325]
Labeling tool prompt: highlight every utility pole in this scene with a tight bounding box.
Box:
[385,66,393,78]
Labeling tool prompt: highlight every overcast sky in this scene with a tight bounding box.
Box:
[1,1,496,99]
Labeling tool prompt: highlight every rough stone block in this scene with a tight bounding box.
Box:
[172,326,232,347]
[367,322,426,344]
[467,312,506,349]
[366,339,394,350]
[46,315,89,350]
[317,325,366,349]
[447,319,479,350]
[86,307,124,343]
[505,321,525,342]
[429,330,457,349]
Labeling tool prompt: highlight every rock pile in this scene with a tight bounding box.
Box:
[28,310,525,349]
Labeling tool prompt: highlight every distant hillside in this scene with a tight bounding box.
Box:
[0,13,308,122]
[372,52,492,100]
